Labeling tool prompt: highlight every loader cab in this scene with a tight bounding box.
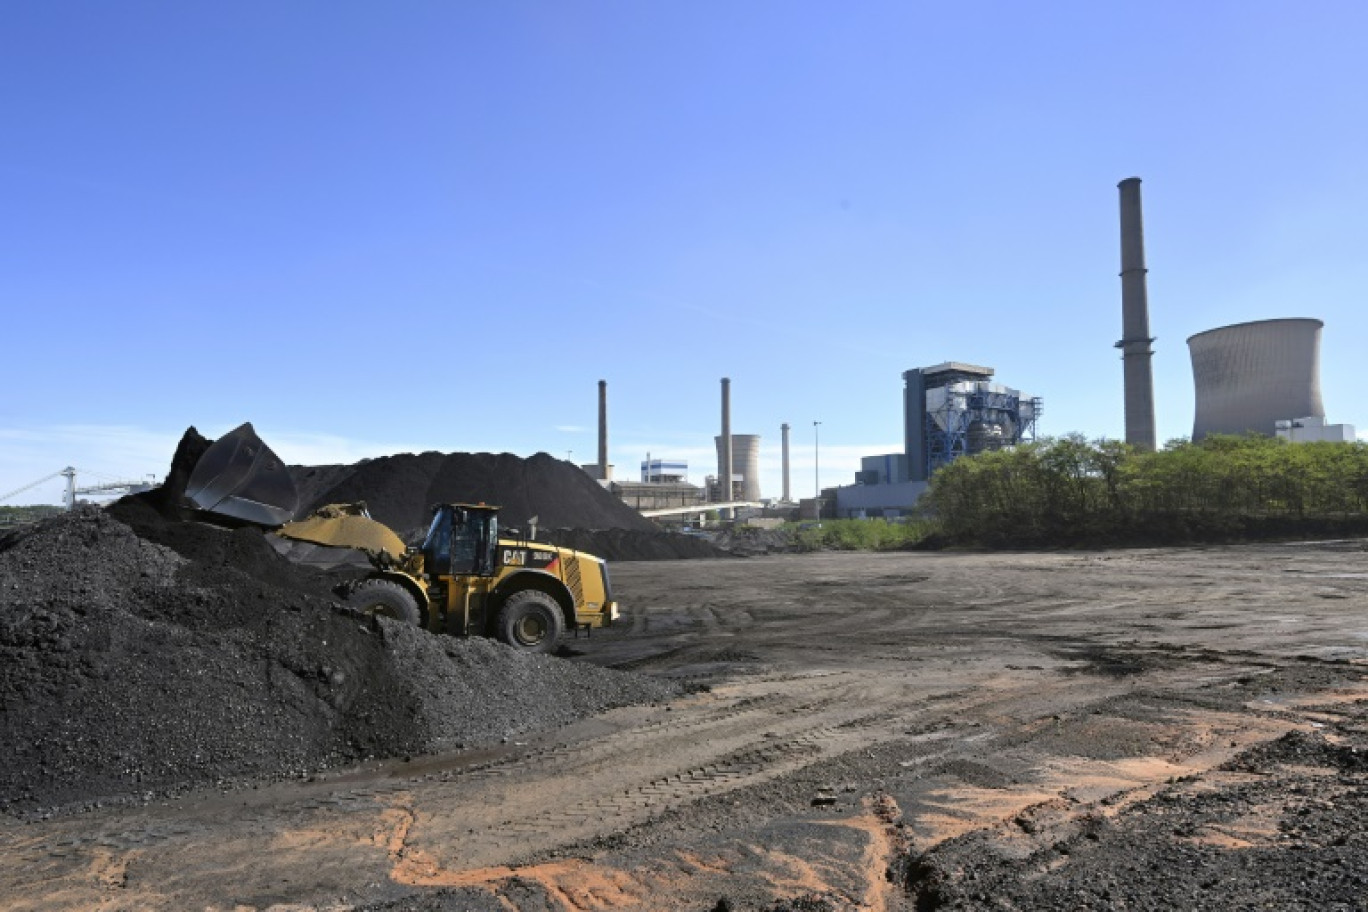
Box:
[421,504,498,578]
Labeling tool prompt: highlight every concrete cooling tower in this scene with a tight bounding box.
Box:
[1188,318,1324,439]
[714,434,761,501]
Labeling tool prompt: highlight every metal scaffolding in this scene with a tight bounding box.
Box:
[924,384,1041,475]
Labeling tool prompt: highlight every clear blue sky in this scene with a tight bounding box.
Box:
[4,2,1366,506]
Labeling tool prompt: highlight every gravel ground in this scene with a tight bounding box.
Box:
[903,705,1368,911]
[0,506,677,820]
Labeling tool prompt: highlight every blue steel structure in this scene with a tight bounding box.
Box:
[924,386,1041,475]
[905,362,1041,481]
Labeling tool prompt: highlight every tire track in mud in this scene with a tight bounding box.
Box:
[384,662,1176,883]
[4,668,1308,912]
[599,593,756,672]
[2,670,939,909]
[386,658,1249,904]
[388,675,928,876]
[10,664,1144,872]
[8,650,1274,912]
[413,793,918,912]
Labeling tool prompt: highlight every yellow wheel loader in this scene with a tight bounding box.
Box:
[183,424,618,654]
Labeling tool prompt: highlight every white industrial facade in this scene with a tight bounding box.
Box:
[641,459,688,484]
[1274,416,1356,443]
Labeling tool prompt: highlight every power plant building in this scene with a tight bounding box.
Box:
[835,361,1041,518]
[641,459,688,484]
[607,457,700,513]
[609,478,702,511]
[1188,318,1333,440]
[904,363,1041,482]
[1275,416,1356,444]
[855,453,908,487]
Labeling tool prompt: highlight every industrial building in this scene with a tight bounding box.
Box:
[587,378,767,520]
[641,459,688,484]
[611,457,704,512]
[1188,318,1353,441]
[608,477,703,512]
[904,362,1041,482]
[1275,416,1357,443]
[834,361,1041,518]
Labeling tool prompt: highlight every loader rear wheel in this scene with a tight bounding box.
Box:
[494,590,564,654]
[347,579,422,625]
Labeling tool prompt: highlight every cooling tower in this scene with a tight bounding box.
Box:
[1188,318,1324,439]
[714,434,762,502]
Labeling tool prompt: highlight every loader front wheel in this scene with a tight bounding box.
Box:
[494,590,564,654]
[347,579,422,625]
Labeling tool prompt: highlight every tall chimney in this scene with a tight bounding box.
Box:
[781,423,791,502]
[720,378,733,504]
[597,379,609,479]
[1117,177,1157,451]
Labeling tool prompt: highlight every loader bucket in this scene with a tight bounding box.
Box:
[276,504,407,562]
[183,422,299,526]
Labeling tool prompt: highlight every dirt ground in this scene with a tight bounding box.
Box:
[3,541,1367,910]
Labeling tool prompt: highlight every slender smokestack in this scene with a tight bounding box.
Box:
[597,379,608,479]
[781,423,791,502]
[720,378,733,504]
[1118,177,1157,452]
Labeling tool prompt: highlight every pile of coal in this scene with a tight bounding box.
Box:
[290,451,657,537]
[281,436,758,560]
[542,527,732,561]
[0,507,677,819]
[126,426,732,561]
[279,435,751,560]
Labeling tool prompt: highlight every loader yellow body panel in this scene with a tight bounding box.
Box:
[276,505,407,561]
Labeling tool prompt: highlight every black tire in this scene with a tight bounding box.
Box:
[347,578,423,625]
[493,590,565,653]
